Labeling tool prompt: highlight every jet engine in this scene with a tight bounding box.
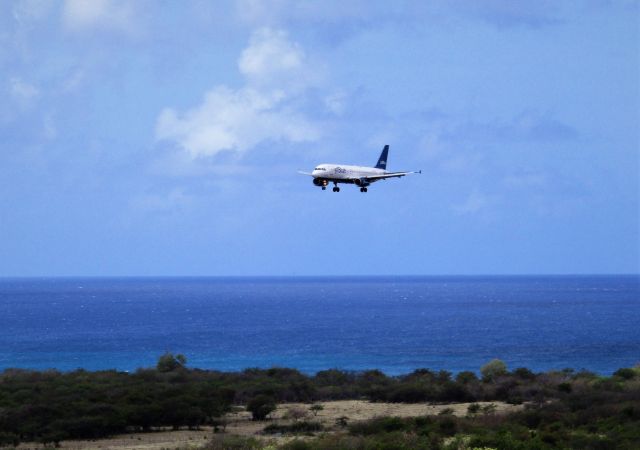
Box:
[354,178,370,187]
[313,178,328,187]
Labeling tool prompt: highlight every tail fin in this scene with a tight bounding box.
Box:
[375,145,389,170]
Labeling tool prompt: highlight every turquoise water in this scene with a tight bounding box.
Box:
[0,276,638,374]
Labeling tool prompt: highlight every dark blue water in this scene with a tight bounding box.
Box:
[0,276,638,375]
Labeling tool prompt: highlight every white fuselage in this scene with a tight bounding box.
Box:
[311,164,385,180]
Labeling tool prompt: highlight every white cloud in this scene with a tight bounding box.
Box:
[157,87,319,159]
[324,91,347,115]
[418,130,448,161]
[448,0,563,28]
[61,69,85,92]
[239,28,306,86]
[43,113,57,140]
[156,28,323,160]
[440,153,484,175]
[504,171,547,188]
[453,190,494,215]
[10,77,39,101]
[237,0,351,26]
[8,77,41,112]
[62,0,135,33]
[129,188,193,215]
[13,0,55,23]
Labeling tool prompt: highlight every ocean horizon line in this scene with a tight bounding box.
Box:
[1,273,638,280]
[2,361,634,377]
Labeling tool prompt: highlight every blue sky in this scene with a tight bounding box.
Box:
[1,0,638,276]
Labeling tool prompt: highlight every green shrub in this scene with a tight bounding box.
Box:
[156,352,187,372]
[246,394,276,421]
[309,403,324,416]
[513,367,536,380]
[558,382,572,393]
[481,359,508,382]
[0,432,20,447]
[279,440,312,450]
[467,403,481,415]
[440,381,474,402]
[349,416,407,435]
[263,421,323,434]
[204,435,262,450]
[614,368,636,380]
[455,370,478,384]
[387,384,430,403]
[437,416,457,436]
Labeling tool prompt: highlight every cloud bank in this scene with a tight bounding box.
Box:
[62,0,136,33]
[155,28,322,160]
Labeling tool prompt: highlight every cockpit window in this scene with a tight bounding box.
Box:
[314,167,326,171]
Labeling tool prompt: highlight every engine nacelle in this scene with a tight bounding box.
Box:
[313,178,328,186]
[354,178,370,187]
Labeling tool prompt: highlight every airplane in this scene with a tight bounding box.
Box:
[299,145,420,192]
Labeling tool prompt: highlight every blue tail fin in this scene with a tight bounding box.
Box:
[375,145,389,170]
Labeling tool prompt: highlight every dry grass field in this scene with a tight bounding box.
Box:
[17,400,522,450]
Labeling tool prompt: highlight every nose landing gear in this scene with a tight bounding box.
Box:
[359,187,368,192]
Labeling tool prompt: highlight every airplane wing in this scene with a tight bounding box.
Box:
[362,170,421,182]
[298,170,314,176]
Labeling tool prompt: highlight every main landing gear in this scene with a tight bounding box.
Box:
[359,187,368,193]
[332,182,340,192]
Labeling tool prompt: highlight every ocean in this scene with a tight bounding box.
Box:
[0,276,638,375]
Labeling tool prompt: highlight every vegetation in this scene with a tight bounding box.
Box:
[156,352,188,372]
[0,356,638,449]
[480,358,509,382]
[263,421,323,435]
[247,395,277,421]
[277,379,640,449]
[309,403,324,416]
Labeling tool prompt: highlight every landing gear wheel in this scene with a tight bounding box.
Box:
[364,187,368,192]
[332,187,337,192]
[322,186,326,190]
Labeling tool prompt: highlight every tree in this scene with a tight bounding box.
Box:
[481,359,508,382]
[211,416,229,433]
[247,395,276,421]
[614,368,636,380]
[156,353,187,372]
[310,404,324,417]
[198,388,234,424]
[335,416,349,428]
[482,403,497,415]
[0,432,20,448]
[456,371,478,384]
[513,367,536,380]
[467,403,481,416]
